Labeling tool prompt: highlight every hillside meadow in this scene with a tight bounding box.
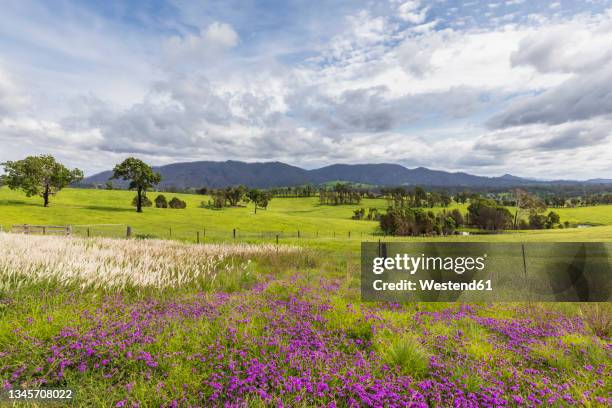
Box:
[1,187,612,248]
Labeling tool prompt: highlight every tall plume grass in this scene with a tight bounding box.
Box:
[0,233,299,291]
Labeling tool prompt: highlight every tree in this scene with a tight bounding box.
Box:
[105,181,114,190]
[413,186,427,207]
[2,155,83,207]
[468,198,513,230]
[380,207,439,236]
[246,189,273,213]
[225,185,246,206]
[449,208,464,227]
[155,194,168,208]
[440,193,452,207]
[513,189,546,228]
[111,158,161,213]
[546,211,560,229]
[211,190,227,208]
[246,189,262,213]
[528,213,547,229]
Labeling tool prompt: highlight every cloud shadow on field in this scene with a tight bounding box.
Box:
[82,205,135,213]
[0,200,41,208]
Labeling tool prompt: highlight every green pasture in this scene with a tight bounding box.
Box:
[1,187,612,250]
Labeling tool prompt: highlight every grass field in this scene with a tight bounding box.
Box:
[2,187,612,246]
[1,187,611,406]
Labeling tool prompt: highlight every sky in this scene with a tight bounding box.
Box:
[0,0,611,179]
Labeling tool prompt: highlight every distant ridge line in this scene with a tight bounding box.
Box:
[81,160,608,189]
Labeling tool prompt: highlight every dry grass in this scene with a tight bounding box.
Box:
[0,232,300,291]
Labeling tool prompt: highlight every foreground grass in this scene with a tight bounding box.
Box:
[0,233,303,292]
[1,234,610,407]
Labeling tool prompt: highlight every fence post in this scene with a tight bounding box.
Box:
[169,228,172,238]
[197,231,200,244]
[203,227,206,238]
[348,231,351,238]
[233,228,236,239]
[126,226,132,238]
[42,226,46,235]
[297,230,300,239]
[276,234,279,245]
[87,228,90,238]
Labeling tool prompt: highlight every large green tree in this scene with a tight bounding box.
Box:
[111,157,161,213]
[1,155,83,207]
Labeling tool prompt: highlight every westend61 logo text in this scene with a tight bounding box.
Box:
[372,253,487,275]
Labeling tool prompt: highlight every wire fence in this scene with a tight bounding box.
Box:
[6,223,386,244]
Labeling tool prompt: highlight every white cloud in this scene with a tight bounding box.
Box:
[488,64,612,128]
[0,1,611,180]
[397,1,428,24]
[203,22,239,48]
[510,13,612,74]
[464,119,612,179]
[0,63,32,118]
[164,22,239,64]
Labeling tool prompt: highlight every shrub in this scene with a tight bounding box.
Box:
[380,207,446,236]
[528,213,547,229]
[169,197,187,209]
[467,198,513,230]
[518,219,530,229]
[546,211,560,228]
[155,194,168,208]
[131,194,152,208]
[352,208,365,220]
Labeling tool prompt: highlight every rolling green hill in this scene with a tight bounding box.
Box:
[1,187,612,247]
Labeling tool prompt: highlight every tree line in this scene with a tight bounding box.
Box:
[377,190,563,236]
[319,183,362,205]
[206,186,273,213]
[91,177,612,208]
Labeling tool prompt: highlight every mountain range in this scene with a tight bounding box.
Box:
[81,160,611,189]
